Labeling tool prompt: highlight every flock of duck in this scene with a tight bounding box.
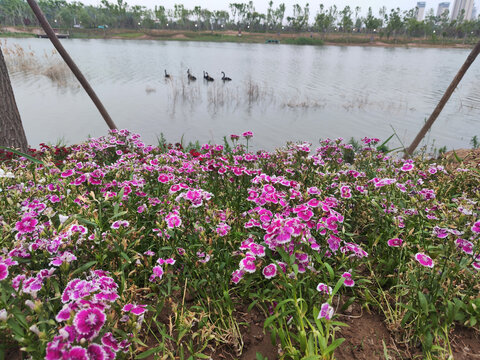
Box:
[163,69,232,82]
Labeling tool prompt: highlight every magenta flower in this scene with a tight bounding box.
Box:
[242,131,253,139]
[230,134,239,140]
[166,213,182,228]
[61,169,75,178]
[318,302,334,320]
[123,303,147,315]
[342,272,355,287]
[15,215,38,234]
[101,332,119,351]
[472,221,480,234]
[239,255,257,273]
[55,305,72,322]
[316,283,332,295]
[87,343,107,360]
[231,269,245,284]
[157,173,170,183]
[73,308,106,335]
[262,264,277,279]
[150,265,164,281]
[387,238,403,247]
[401,163,414,171]
[415,253,434,268]
[248,243,265,257]
[0,264,8,281]
[66,346,89,360]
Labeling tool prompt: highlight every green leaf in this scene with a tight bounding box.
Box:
[74,215,97,227]
[418,291,428,314]
[7,319,24,337]
[324,262,334,281]
[71,261,97,276]
[0,146,44,165]
[135,346,163,359]
[324,337,345,355]
[194,354,211,359]
[332,276,345,297]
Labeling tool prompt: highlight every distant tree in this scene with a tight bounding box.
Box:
[154,5,167,27]
[386,7,403,39]
[0,46,28,152]
[286,3,309,31]
[339,5,353,32]
[365,7,382,33]
[315,4,336,34]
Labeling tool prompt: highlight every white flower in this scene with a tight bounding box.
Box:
[59,215,69,224]
[0,309,7,321]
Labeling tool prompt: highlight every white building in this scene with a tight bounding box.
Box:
[437,2,450,16]
[416,2,426,21]
[451,0,475,20]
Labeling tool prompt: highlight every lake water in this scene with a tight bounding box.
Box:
[4,38,480,151]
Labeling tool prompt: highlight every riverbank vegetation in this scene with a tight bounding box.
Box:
[0,131,479,359]
[1,1,480,46]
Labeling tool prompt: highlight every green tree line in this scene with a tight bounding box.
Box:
[1,0,480,38]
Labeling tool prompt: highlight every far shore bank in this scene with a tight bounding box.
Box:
[1,26,478,49]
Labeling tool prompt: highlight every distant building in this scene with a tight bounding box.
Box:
[437,2,450,16]
[451,0,475,20]
[416,2,426,21]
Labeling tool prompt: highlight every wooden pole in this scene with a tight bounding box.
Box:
[405,39,480,157]
[26,0,117,130]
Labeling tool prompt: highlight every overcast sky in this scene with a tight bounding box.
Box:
[77,0,479,17]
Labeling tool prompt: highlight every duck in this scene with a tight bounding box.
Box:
[204,71,214,82]
[187,69,196,81]
[221,71,232,81]
[164,70,170,79]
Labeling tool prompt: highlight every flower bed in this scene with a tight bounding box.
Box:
[0,130,479,359]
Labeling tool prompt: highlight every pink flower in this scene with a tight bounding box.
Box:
[0,264,8,281]
[123,303,147,315]
[231,269,245,284]
[415,253,434,268]
[150,265,164,281]
[401,163,414,172]
[61,169,75,178]
[239,255,256,273]
[55,305,72,322]
[242,131,253,139]
[87,343,107,360]
[472,221,480,234]
[166,213,182,229]
[342,272,355,287]
[101,332,119,351]
[73,308,106,335]
[318,302,334,320]
[316,283,332,295]
[262,264,277,279]
[66,346,89,360]
[230,134,239,140]
[248,243,265,257]
[157,173,170,183]
[387,238,403,247]
[15,216,38,234]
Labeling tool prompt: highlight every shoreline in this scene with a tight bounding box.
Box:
[1,26,477,49]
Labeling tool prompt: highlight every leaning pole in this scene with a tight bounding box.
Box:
[26,0,117,130]
[405,39,480,157]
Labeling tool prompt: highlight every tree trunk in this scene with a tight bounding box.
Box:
[0,45,28,152]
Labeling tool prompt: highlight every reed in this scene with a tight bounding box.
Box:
[2,41,75,87]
